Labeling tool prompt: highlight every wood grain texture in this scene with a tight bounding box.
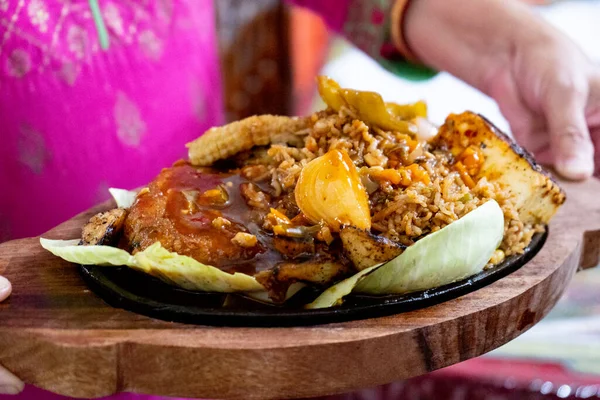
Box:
[0,177,599,399]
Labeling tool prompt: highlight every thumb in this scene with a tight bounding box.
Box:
[0,365,23,395]
[0,277,22,395]
[0,275,11,302]
[545,82,595,180]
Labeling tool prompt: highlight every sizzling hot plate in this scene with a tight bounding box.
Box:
[79,230,546,327]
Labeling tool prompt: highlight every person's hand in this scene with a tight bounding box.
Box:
[0,276,24,395]
[481,16,600,180]
[403,0,600,179]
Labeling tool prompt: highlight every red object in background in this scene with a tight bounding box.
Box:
[317,358,600,399]
[433,358,600,396]
[290,6,330,115]
[439,358,600,387]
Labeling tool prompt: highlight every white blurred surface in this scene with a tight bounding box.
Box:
[320,0,600,136]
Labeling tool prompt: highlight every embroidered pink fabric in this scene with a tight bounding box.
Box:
[0,1,217,399]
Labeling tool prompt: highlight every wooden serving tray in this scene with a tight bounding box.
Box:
[1,177,599,400]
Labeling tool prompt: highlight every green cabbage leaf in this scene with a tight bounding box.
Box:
[108,188,138,208]
[40,239,264,293]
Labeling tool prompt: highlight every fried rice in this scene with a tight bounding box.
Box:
[237,106,543,264]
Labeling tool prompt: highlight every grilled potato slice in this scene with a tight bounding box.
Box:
[255,258,350,302]
[340,226,405,270]
[435,112,566,225]
[81,208,128,246]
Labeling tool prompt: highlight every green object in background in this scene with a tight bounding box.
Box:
[379,58,438,81]
[89,0,110,50]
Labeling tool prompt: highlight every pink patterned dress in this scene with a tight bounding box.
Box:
[0,1,402,399]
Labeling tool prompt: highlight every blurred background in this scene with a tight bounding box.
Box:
[216,0,600,398]
[0,0,598,398]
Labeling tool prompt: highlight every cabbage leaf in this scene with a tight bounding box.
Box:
[40,239,264,293]
[108,188,138,208]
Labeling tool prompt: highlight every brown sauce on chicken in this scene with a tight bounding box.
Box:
[124,161,275,274]
[123,160,349,292]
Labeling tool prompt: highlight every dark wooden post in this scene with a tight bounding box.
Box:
[215,0,292,122]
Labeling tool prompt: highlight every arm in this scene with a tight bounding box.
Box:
[287,0,437,80]
[399,0,600,179]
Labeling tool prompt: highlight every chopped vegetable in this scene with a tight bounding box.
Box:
[198,186,229,206]
[246,282,306,304]
[458,146,484,176]
[273,224,321,238]
[306,264,381,309]
[108,188,138,208]
[295,149,371,231]
[317,76,422,134]
[40,238,133,266]
[370,168,403,185]
[386,100,427,120]
[266,208,292,227]
[231,232,258,248]
[455,161,476,189]
[414,117,438,142]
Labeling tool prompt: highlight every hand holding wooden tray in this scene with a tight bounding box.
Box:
[0,176,598,399]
